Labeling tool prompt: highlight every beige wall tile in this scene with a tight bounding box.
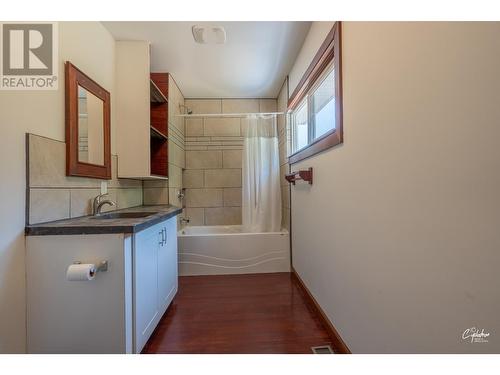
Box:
[168,164,182,188]
[186,145,208,151]
[185,188,223,208]
[223,188,242,207]
[169,140,185,169]
[28,134,100,188]
[222,150,242,168]
[143,180,169,188]
[240,117,251,136]
[29,188,70,224]
[222,99,259,114]
[185,208,204,226]
[186,150,222,169]
[204,169,241,188]
[277,114,286,141]
[204,117,241,136]
[169,122,185,140]
[169,187,182,208]
[259,99,277,112]
[281,185,290,210]
[206,145,242,151]
[211,136,244,142]
[70,189,98,217]
[186,118,203,136]
[116,188,142,209]
[184,99,222,114]
[205,207,242,225]
[279,141,287,166]
[183,169,204,188]
[277,80,288,111]
[143,187,169,205]
[27,135,139,191]
[282,207,290,231]
[168,75,185,135]
[280,164,290,186]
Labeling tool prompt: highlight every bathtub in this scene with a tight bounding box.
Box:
[177,225,290,276]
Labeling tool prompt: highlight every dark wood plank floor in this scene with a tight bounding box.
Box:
[142,272,335,354]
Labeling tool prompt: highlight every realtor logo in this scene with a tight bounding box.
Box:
[0,22,58,90]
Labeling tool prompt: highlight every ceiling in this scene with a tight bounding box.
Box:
[102,21,311,98]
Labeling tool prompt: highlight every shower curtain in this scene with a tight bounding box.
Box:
[242,114,281,232]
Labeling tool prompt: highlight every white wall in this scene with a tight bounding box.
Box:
[0,22,115,353]
[291,22,500,353]
[288,21,334,95]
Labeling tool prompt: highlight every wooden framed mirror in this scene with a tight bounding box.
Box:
[65,61,111,179]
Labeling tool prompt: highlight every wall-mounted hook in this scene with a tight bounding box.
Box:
[285,167,313,185]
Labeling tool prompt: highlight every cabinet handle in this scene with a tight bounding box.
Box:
[163,227,168,245]
[159,229,164,246]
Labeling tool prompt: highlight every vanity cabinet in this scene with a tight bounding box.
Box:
[26,214,178,354]
[134,218,177,352]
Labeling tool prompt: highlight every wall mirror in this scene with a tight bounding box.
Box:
[65,62,111,179]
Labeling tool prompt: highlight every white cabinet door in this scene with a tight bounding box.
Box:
[158,218,178,314]
[133,221,162,353]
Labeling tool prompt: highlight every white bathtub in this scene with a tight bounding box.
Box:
[177,225,290,276]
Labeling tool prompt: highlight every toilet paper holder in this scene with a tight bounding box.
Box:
[73,260,108,272]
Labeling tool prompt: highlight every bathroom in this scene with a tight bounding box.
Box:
[2,2,500,373]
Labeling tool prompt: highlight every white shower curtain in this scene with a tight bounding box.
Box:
[242,115,281,232]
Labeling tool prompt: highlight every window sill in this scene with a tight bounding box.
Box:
[288,129,342,164]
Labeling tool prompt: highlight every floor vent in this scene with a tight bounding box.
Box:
[311,345,334,354]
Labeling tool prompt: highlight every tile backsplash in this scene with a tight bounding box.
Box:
[26,133,142,225]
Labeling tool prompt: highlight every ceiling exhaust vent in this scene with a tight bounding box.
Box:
[311,345,334,354]
[192,25,226,44]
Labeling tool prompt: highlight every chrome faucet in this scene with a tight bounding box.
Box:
[179,217,190,226]
[92,193,116,216]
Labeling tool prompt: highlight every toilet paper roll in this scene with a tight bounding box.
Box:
[66,264,96,281]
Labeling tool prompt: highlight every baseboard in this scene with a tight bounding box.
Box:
[291,268,351,354]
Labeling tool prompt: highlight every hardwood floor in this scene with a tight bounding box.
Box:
[142,272,336,354]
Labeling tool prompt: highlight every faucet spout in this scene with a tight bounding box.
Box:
[96,200,116,214]
[92,193,117,216]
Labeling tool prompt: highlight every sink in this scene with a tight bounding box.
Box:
[92,212,158,220]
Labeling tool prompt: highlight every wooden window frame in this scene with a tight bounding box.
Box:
[287,22,343,165]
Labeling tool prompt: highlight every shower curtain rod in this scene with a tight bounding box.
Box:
[175,112,284,118]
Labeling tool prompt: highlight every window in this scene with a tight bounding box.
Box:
[292,100,308,152]
[291,64,335,154]
[287,22,342,164]
[311,67,335,139]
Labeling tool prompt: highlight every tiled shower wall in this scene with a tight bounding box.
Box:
[143,75,185,211]
[182,98,277,226]
[26,134,142,225]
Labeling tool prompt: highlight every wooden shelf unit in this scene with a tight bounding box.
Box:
[150,79,168,103]
[149,73,169,178]
[150,126,168,141]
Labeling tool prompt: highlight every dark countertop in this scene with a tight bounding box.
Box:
[25,205,183,236]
